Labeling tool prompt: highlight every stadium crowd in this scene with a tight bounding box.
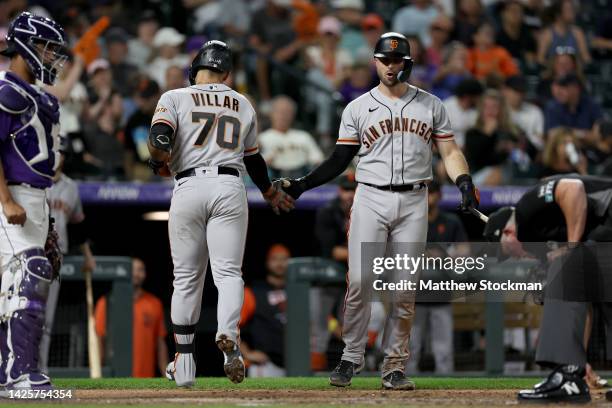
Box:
[1,0,610,186]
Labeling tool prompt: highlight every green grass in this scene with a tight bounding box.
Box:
[52,376,541,390]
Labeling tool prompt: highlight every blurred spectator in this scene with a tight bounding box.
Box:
[250,0,303,105]
[431,42,472,99]
[453,0,486,46]
[442,78,484,148]
[305,16,353,89]
[84,59,125,178]
[127,10,159,70]
[361,13,385,53]
[105,27,139,97]
[339,57,375,104]
[123,78,161,181]
[544,74,603,139]
[594,121,612,176]
[593,14,612,57]
[221,0,256,39]
[240,245,290,377]
[95,258,169,377]
[392,0,439,46]
[332,0,367,60]
[495,0,536,68]
[465,89,518,186]
[538,46,583,100]
[537,0,591,65]
[259,96,324,178]
[186,0,223,34]
[406,35,434,89]
[502,75,544,151]
[304,16,353,139]
[148,27,189,89]
[426,15,454,69]
[467,21,518,81]
[311,174,356,371]
[541,127,587,177]
[45,54,93,177]
[165,65,187,91]
[407,180,469,375]
[522,0,545,32]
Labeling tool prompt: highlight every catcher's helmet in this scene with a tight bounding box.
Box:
[1,12,68,85]
[373,32,413,82]
[189,40,232,85]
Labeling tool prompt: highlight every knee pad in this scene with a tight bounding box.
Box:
[0,248,51,384]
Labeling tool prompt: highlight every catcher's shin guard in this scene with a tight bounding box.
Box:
[0,248,52,388]
[167,324,196,387]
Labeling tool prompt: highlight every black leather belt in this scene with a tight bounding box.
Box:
[175,166,239,181]
[360,182,427,192]
[8,182,45,190]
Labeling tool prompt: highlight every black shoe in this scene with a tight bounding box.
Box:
[518,365,590,404]
[382,371,415,390]
[329,360,361,387]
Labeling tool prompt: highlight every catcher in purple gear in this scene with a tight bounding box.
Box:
[0,11,67,393]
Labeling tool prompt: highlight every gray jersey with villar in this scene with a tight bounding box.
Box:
[151,83,259,175]
[337,85,454,185]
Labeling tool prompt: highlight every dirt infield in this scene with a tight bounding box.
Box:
[67,388,610,406]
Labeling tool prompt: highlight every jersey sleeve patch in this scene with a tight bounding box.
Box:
[0,83,30,114]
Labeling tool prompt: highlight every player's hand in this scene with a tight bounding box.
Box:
[148,158,170,176]
[263,180,295,215]
[280,177,307,200]
[456,174,479,213]
[2,200,26,226]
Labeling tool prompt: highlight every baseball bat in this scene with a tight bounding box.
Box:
[469,208,489,223]
[84,269,102,378]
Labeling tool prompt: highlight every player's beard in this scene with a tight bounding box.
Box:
[380,74,400,88]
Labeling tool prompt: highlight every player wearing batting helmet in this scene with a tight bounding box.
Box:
[484,174,612,403]
[281,32,478,390]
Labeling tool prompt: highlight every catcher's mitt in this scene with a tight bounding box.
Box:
[45,217,63,280]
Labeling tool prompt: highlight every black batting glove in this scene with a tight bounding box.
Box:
[456,174,479,213]
[280,177,308,200]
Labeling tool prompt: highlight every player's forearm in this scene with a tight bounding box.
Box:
[438,141,470,183]
[300,145,359,191]
[0,158,15,205]
[147,142,170,162]
[243,153,272,194]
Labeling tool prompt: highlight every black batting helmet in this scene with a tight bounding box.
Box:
[483,206,515,242]
[374,32,413,82]
[189,40,232,85]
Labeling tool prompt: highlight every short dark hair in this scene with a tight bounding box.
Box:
[454,78,484,97]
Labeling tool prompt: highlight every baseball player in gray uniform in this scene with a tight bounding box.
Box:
[147,41,294,388]
[282,32,479,390]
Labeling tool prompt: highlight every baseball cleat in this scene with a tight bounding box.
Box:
[517,365,590,404]
[166,354,195,388]
[381,371,415,390]
[217,335,245,384]
[329,360,363,387]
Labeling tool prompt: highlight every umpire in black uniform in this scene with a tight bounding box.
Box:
[484,174,612,403]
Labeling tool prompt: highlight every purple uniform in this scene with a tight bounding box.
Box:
[0,71,60,188]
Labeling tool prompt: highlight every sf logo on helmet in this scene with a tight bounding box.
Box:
[390,39,399,49]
